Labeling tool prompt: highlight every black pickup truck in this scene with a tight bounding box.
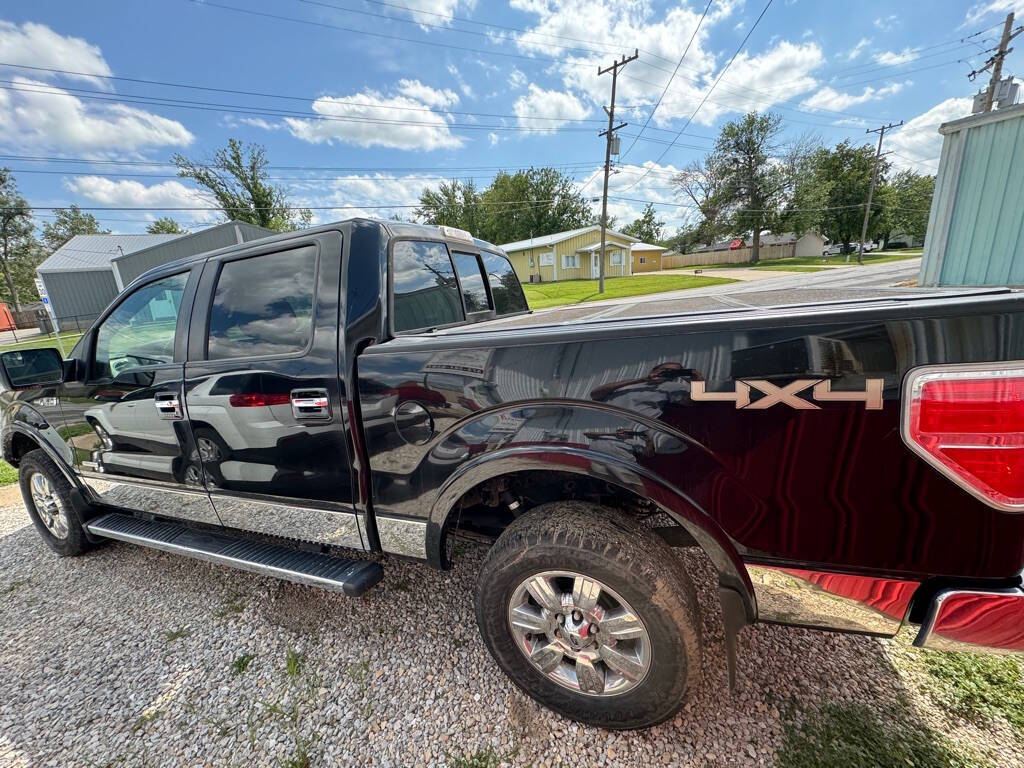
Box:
[2,219,1023,729]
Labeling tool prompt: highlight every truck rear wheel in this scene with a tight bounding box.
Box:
[474,501,702,729]
[19,449,89,557]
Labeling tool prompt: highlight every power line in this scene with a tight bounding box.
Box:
[619,0,713,161]
[621,0,775,192]
[0,62,607,124]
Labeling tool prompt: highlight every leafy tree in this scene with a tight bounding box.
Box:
[479,167,593,244]
[621,203,665,243]
[173,139,312,231]
[673,157,730,247]
[710,112,791,263]
[0,170,42,312]
[41,205,109,252]
[788,140,886,258]
[146,217,188,234]
[878,170,934,246]
[415,167,593,244]
[414,179,480,232]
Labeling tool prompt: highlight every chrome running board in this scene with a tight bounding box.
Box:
[86,512,382,597]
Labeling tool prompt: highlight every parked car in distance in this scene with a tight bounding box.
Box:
[3,218,1024,732]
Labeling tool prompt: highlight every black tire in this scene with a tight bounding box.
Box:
[475,501,702,729]
[19,449,90,557]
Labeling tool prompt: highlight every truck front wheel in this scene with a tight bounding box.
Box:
[474,501,702,729]
[19,449,90,557]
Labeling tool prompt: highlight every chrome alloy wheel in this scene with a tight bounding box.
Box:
[507,570,651,696]
[29,472,69,539]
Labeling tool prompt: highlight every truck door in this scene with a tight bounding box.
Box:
[183,231,364,550]
[58,266,221,526]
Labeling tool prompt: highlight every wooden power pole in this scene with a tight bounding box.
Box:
[854,121,902,265]
[982,13,1019,112]
[597,50,637,294]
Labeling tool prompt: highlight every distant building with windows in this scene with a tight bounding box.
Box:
[35,221,274,330]
[499,225,647,283]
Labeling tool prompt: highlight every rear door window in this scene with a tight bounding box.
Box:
[392,240,464,332]
[451,252,490,314]
[207,245,318,360]
[481,252,528,315]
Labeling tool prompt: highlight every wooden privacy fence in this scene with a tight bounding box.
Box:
[662,242,797,269]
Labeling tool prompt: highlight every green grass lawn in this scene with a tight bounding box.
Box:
[523,274,737,309]
[691,250,922,272]
[0,332,83,355]
[0,461,18,486]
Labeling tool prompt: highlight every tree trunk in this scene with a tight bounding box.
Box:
[750,225,761,264]
[0,234,20,313]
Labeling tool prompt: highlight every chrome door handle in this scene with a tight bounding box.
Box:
[290,389,331,421]
[154,393,183,420]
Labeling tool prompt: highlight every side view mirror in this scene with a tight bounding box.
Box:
[0,347,65,389]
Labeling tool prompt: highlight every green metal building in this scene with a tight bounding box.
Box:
[919,103,1024,286]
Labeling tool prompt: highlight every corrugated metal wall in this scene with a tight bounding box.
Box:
[39,269,119,329]
[920,104,1024,286]
[113,222,274,287]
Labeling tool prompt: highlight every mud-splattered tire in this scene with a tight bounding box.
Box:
[475,501,702,729]
[19,449,89,557]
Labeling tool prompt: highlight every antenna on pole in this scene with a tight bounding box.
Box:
[596,49,638,294]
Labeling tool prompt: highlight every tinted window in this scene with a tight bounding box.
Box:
[452,252,490,313]
[94,272,188,379]
[481,252,528,315]
[208,245,317,360]
[392,240,464,332]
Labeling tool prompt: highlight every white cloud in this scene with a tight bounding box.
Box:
[397,78,460,108]
[388,0,477,29]
[965,0,1024,24]
[0,21,112,89]
[238,117,283,131]
[845,37,872,61]
[802,81,910,111]
[488,132,499,146]
[285,80,463,151]
[0,77,193,153]
[65,177,213,224]
[508,68,528,90]
[887,97,972,173]
[514,84,589,132]
[444,64,474,98]
[873,14,899,30]
[300,174,433,225]
[874,47,919,66]
[595,161,691,231]
[509,1,823,127]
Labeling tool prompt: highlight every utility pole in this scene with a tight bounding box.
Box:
[977,12,1020,112]
[853,120,902,265]
[597,49,637,294]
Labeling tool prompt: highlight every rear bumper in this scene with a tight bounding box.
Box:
[914,587,1024,654]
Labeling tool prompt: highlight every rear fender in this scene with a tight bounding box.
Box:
[423,402,756,619]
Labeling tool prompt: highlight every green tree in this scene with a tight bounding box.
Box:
[41,205,109,253]
[414,179,481,232]
[621,203,665,243]
[710,112,791,263]
[0,170,43,312]
[879,170,934,246]
[146,217,188,234]
[788,140,886,256]
[479,167,593,244]
[172,139,311,231]
[673,156,730,248]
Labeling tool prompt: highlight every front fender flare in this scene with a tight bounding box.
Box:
[426,445,755,619]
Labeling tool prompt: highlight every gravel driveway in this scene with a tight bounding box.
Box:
[1,500,1021,768]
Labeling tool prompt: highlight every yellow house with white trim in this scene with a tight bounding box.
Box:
[499,225,639,283]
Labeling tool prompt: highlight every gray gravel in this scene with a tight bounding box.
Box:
[0,500,1021,768]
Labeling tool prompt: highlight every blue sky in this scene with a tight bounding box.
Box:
[1,0,1020,238]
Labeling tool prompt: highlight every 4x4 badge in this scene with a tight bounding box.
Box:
[690,379,884,410]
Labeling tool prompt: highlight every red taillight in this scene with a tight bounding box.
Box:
[228,393,290,408]
[904,366,1024,510]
